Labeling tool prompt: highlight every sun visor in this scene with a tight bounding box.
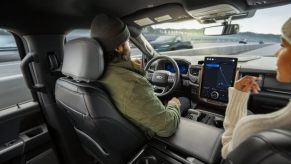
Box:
[188,4,258,24]
[188,4,241,24]
[123,4,192,27]
[246,0,290,7]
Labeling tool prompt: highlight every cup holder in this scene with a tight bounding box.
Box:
[185,109,224,128]
[214,117,224,128]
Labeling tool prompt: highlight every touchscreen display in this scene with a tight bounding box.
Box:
[165,63,188,74]
[200,57,238,102]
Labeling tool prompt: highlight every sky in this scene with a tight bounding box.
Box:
[153,4,291,35]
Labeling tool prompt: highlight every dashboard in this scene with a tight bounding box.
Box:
[165,62,188,74]
[154,56,291,113]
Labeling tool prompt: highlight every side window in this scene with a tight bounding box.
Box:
[66,29,143,58]
[66,30,90,41]
[0,29,32,110]
[129,42,142,59]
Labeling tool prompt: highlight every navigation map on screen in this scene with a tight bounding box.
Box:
[200,57,238,102]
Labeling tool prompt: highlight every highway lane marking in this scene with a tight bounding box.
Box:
[0,74,23,81]
[194,43,259,50]
[194,43,238,48]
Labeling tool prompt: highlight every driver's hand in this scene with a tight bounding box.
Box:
[168,97,181,109]
[234,75,262,93]
[132,58,142,67]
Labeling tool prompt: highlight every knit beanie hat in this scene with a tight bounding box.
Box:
[282,17,291,45]
[91,14,130,52]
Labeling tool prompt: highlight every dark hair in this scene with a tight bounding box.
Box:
[104,50,121,63]
[104,42,129,63]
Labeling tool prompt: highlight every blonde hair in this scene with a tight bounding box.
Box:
[282,17,291,45]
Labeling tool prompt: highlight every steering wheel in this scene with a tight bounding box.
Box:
[144,55,181,97]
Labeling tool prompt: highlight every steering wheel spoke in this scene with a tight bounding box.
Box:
[168,74,176,83]
[146,72,153,81]
[144,55,180,97]
[153,85,167,96]
[147,69,154,73]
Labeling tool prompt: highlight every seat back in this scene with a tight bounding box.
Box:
[224,129,291,164]
[55,38,146,163]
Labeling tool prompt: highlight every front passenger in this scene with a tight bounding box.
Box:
[222,17,291,159]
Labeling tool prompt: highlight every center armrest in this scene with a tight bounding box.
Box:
[154,118,223,164]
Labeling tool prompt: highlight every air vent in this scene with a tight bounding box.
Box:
[241,72,261,77]
[190,67,200,76]
[240,72,264,87]
[189,65,201,84]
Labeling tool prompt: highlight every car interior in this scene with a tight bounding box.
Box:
[0,0,291,164]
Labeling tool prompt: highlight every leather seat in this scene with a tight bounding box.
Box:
[55,38,147,164]
[224,129,291,164]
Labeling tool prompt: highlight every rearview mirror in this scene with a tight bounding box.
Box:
[204,24,239,36]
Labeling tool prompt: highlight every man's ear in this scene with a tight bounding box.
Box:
[115,45,123,53]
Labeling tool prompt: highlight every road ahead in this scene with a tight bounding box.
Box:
[131,42,266,57]
[237,44,280,57]
[0,43,280,109]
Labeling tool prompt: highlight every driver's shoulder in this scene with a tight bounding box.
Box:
[131,74,151,87]
[103,65,151,87]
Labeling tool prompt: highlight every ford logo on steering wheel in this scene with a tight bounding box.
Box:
[156,75,164,80]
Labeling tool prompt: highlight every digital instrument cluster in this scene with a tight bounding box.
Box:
[165,62,188,74]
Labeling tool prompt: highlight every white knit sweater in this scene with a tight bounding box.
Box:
[221,87,291,159]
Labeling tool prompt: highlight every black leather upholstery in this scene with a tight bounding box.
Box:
[155,118,223,164]
[55,77,146,163]
[224,129,291,164]
[55,38,146,163]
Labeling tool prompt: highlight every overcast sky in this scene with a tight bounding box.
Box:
[154,4,291,34]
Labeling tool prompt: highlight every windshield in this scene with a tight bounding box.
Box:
[142,4,291,57]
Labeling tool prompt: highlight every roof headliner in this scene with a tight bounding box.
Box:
[0,0,289,35]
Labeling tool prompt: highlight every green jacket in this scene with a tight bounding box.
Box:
[99,60,180,137]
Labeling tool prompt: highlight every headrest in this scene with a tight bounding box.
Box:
[62,38,104,82]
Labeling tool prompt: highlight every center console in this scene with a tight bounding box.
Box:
[187,57,238,128]
[129,57,239,164]
[129,118,223,164]
[185,109,224,128]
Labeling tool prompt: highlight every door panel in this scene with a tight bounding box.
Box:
[0,29,59,164]
[249,91,291,114]
[0,102,59,164]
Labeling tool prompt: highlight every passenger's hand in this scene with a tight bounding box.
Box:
[168,97,181,109]
[234,76,262,93]
[132,58,142,66]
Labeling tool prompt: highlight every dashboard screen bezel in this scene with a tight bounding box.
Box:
[200,57,238,103]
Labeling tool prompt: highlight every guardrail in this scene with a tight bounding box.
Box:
[161,44,272,56]
[0,75,32,109]
[0,50,20,62]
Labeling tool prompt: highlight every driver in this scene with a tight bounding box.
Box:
[91,14,190,137]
